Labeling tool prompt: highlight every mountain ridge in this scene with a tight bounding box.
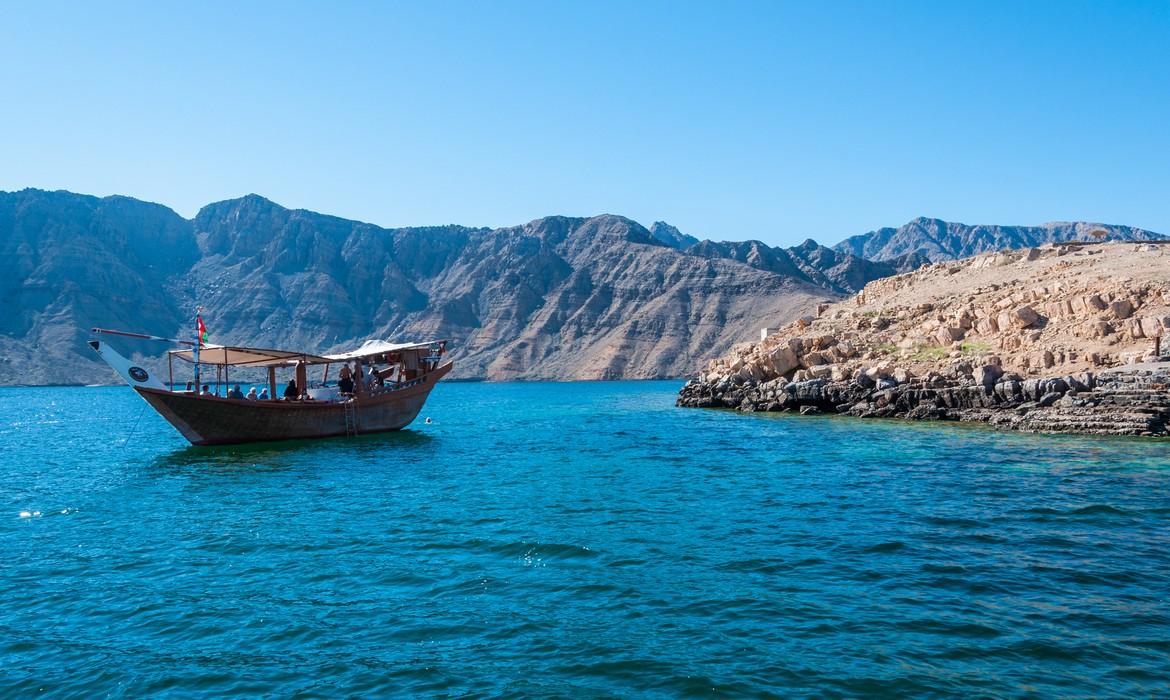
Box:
[834,215,1164,262]
[1,188,1162,385]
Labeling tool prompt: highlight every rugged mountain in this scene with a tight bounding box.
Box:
[835,216,1166,262]
[0,189,830,384]
[2,189,1163,386]
[648,221,699,250]
[187,198,830,381]
[0,190,197,384]
[687,238,927,295]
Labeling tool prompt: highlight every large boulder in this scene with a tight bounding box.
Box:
[1002,305,1040,329]
[766,346,800,377]
[935,326,964,345]
[807,364,834,379]
[974,364,1003,389]
[800,350,827,368]
[1139,317,1164,338]
[975,317,999,335]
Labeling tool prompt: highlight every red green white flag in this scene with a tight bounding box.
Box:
[197,316,209,346]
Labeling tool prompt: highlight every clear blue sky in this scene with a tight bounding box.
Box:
[2,1,1167,246]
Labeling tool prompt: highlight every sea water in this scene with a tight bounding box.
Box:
[2,382,1169,697]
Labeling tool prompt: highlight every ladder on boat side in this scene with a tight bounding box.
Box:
[343,399,360,437]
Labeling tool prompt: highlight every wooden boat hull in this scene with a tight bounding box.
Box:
[135,361,452,446]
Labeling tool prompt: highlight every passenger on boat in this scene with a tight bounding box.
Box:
[367,365,383,389]
[185,381,194,392]
[258,387,270,400]
[200,384,212,396]
[245,387,258,400]
[283,379,299,400]
[338,373,354,395]
[228,384,245,400]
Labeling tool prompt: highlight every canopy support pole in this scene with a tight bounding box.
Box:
[268,367,277,401]
[296,361,308,400]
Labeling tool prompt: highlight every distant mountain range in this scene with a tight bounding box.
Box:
[834,216,1162,262]
[1,188,1162,385]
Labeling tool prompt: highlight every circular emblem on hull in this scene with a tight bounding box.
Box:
[128,366,149,383]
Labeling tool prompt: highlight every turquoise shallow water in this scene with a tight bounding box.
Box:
[2,381,1169,697]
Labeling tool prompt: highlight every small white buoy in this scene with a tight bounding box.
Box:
[424,417,433,424]
[19,511,31,518]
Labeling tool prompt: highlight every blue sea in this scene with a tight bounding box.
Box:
[3,381,1169,697]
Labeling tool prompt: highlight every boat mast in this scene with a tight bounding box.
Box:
[193,307,203,391]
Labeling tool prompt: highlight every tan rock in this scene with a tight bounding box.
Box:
[1139,317,1163,338]
[808,364,834,379]
[1082,320,1113,338]
[1006,305,1041,329]
[800,350,827,368]
[766,346,800,377]
[812,334,838,349]
[975,317,998,335]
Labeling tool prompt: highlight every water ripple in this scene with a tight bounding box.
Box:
[2,383,1169,697]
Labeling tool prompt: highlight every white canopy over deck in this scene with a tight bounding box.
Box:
[169,345,333,367]
[169,339,442,367]
[324,339,437,361]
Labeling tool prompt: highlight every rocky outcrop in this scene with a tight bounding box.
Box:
[648,221,699,250]
[678,364,1170,437]
[679,242,1170,437]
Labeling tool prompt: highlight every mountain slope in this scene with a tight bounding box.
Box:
[649,221,699,249]
[187,199,830,380]
[2,189,1163,386]
[0,190,831,384]
[835,216,1165,262]
[686,238,926,295]
[0,190,197,384]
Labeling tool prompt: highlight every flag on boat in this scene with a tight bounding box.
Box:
[197,315,209,346]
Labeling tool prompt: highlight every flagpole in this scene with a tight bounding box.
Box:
[193,306,203,390]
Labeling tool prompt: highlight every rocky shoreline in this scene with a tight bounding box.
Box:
[677,243,1170,437]
[678,362,1170,437]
